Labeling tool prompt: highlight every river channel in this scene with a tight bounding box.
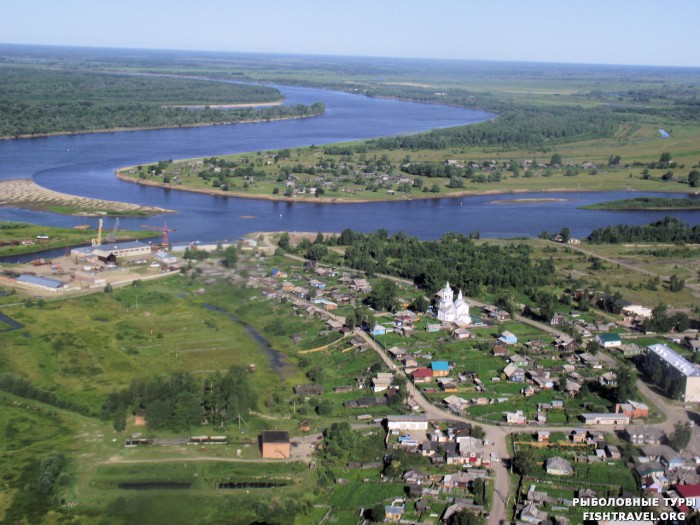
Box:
[0,84,697,242]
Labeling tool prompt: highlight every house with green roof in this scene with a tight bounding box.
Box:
[596,332,622,348]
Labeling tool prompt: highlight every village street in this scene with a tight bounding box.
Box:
[254,232,697,523]
[354,328,697,525]
[289,292,695,525]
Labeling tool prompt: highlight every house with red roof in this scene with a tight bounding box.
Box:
[412,367,434,383]
[668,484,700,514]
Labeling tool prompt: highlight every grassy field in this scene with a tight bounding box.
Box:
[0,264,436,523]
[475,237,700,307]
[0,277,286,413]
[0,393,81,524]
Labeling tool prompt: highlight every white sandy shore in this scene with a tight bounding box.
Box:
[0,179,172,216]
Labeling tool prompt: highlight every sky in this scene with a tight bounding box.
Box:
[2,0,700,67]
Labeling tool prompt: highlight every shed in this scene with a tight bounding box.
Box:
[498,331,518,345]
[260,431,291,459]
[372,324,387,336]
[546,456,573,476]
[17,274,65,290]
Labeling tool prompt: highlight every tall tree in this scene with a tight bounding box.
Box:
[278,232,290,250]
[366,279,398,312]
[221,245,238,268]
[450,509,480,525]
[512,448,538,476]
[669,422,692,451]
[614,366,637,403]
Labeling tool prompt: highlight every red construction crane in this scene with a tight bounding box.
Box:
[140,222,176,248]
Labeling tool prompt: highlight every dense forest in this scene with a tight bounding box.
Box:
[587,217,700,244]
[316,229,555,298]
[0,66,324,136]
[368,105,620,151]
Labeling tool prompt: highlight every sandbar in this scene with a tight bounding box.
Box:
[0,179,172,216]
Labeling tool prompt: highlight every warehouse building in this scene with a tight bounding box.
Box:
[72,241,152,262]
[16,274,67,292]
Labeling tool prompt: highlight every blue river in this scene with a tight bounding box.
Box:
[0,84,697,248]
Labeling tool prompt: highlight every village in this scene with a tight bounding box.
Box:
[2,229,699,525]
[130,149,620,202]
[216,236,700,524]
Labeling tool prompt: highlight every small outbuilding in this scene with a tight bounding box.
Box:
[546,456,573,476]
[372,324,387,336]
[260,431,291,459]
[498,331,518,345]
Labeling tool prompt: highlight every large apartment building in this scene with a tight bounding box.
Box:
[645,344,700,402]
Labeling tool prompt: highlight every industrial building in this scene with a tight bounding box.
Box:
[580,413,630,426]
[72,240,152,262]
[16,274,67,292]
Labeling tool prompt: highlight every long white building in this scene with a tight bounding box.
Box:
[386,415,429,431]
[72,241,152,261]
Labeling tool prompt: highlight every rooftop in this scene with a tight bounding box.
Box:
[387,415,428,423]
[598,332,622,342]
[431,361,450,371]
[261,430,290,444]
[648,343,700,377]
[17,274,64,288]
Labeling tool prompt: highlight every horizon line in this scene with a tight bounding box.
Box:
[2,41,700,71]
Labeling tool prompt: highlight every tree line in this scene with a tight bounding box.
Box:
[102,367,256,432]
[367,105,619,151]
[0,66,325,136]
[320,229,555,300]
[587,217,700,244]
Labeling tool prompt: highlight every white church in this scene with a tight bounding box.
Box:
[436,281,472,327]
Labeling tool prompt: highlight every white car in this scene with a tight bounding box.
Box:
[490,453,499,462]
[483,439,489,446]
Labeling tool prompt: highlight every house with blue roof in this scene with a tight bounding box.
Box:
[431,361,450,377]
[498,331,518,345]
[372,324,387,336]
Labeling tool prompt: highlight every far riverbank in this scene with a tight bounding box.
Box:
[0,110,322,142]
[115,170,698,205]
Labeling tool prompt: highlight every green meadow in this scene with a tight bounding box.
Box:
[0,276,334,523]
